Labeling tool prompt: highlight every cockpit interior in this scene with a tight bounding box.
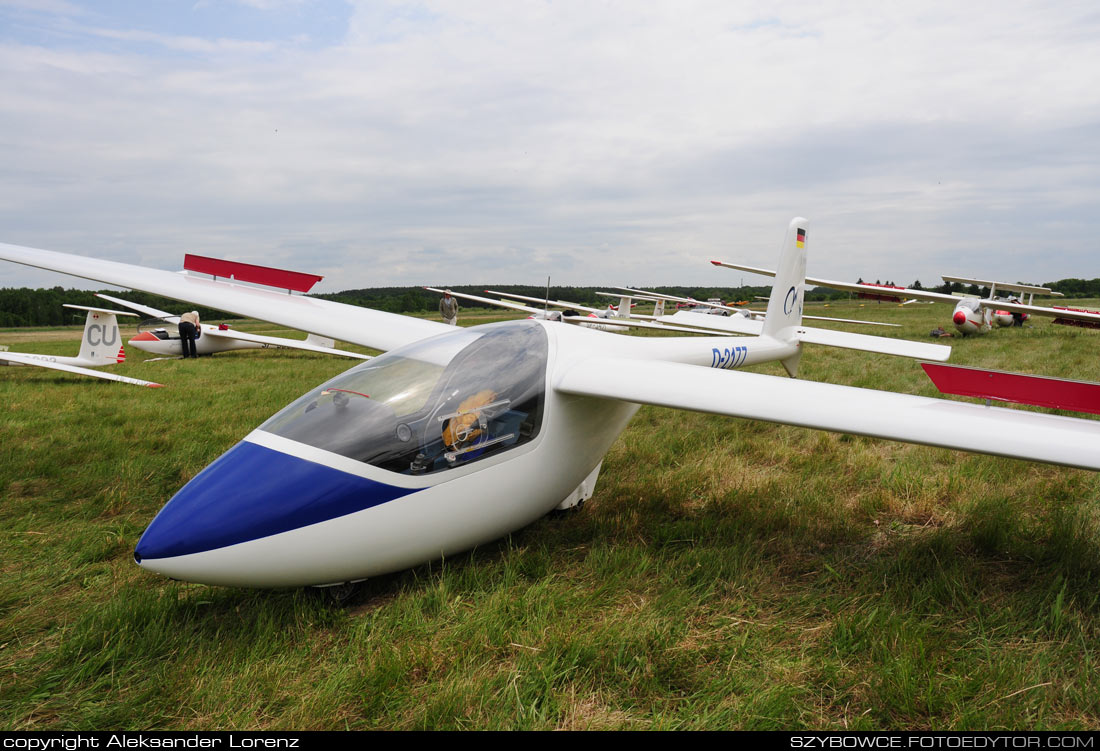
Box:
[261,321,548,475]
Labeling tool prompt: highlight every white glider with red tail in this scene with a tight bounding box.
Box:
[1,218,1099,589]
[0,304,163,387]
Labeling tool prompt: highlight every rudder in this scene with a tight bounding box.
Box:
[760,218,808,341]
[73,308,125,365]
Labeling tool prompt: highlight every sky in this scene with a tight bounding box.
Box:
[0,0,1098,294]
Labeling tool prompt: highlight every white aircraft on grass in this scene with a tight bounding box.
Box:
[423,287,721,335]
[2,218,1100,589]
[610,286,900,330]
[0,304,162,387]
[711,261,1092,336]
[94,293,370,360]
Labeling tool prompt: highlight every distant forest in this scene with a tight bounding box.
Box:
[3,277,1100,327]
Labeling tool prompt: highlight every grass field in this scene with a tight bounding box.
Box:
[2,302,1099,730]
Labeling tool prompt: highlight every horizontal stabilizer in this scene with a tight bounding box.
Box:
[922,363,1100,415]
[95,293,176,322]
[665,311,946,360]
[556,357,1100,471]
[62,303,138,317]
[798,327,951,361]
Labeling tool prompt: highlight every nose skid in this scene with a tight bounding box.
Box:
[134,440,417,563]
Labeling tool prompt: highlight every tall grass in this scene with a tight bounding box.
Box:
[1,305,1099,729]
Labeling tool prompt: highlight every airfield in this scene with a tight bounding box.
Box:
[3,301,1100,730]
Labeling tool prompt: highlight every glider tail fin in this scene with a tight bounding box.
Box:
[76,310,125,365]
[760,217,808,376]
[761,217,807,338]
[615,296,632,318]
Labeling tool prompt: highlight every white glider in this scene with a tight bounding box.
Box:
[0,304,163,387]
[1,219,1098,589]
[94,293,370,360]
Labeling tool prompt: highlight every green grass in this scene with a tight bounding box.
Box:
[1,304,1099,729]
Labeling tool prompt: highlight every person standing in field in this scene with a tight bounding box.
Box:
[178,310,200,358]
[439,290,458,326]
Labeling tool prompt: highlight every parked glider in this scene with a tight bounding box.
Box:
[422,287,721,335]
[610,286,899,329]
[94,293,370,360]
[0,304,162,387]
[2,218,1100,589]
[712,261,1093,335]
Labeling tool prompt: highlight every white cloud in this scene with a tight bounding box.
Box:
[0,0,1098,292]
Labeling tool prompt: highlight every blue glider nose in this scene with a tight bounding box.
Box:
[135,440,418,561]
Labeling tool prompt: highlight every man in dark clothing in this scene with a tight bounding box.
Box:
[178,310,200,358]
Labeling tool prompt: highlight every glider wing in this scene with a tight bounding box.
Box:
[0,352,164,387]
[0,243,448,353]
[203,328,371,359]
[556,356,1100,471]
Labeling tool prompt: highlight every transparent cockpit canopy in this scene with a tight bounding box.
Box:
[261,320,548,475]
[956,297,981,312]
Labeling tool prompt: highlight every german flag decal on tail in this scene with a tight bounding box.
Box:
[796,228,806,248]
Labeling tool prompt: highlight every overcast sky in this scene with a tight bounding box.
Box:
[1,0,1098,293]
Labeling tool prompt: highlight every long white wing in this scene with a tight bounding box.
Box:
[0,243,448,353]
[0,352,164,387]
[556,357,1100,471]
[203,328,371,359]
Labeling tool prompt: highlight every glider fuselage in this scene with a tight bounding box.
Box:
[133,319,792,587]
[128,326,266,357]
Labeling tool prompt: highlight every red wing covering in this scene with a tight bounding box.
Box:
[922,363,1100,415]
[183,255,323,293]
[1051,306,1100,330]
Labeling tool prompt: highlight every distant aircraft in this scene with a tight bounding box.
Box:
[422,287,720,335]
[0,304,162,387]
[2,218,1099,590]
[710,262,1096,335]
[95,294,370,360]
[607,285,900,331]
[593,291,666,318]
